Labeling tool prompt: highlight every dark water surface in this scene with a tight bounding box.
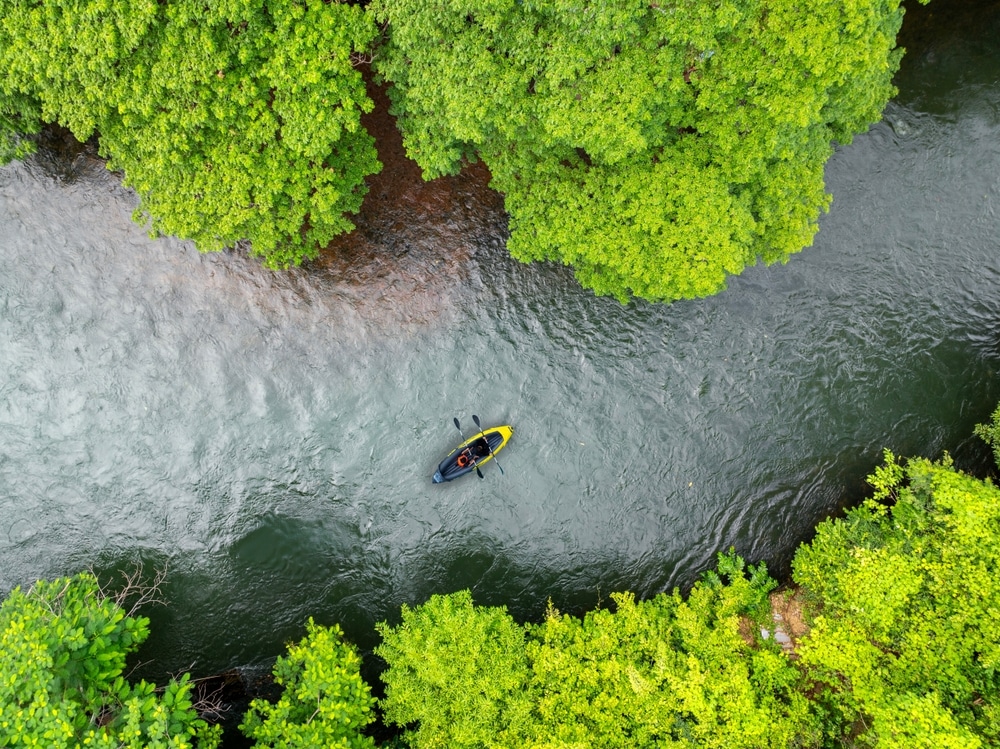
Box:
[2,0,1000,684]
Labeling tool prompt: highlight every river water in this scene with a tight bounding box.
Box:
[1,0,999,683]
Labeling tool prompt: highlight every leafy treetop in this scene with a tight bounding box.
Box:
[0,572,220,749]
[371,0,930,302]
[240,617,376,749]
[375,556,818,749]
[793,451,1000,748]
[0,0,381,269]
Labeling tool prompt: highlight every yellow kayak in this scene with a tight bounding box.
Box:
[433,421,513,483]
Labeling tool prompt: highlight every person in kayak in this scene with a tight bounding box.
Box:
[456,438,491,468]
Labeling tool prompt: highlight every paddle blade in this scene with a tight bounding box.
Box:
[454,417,461,431]
[477,467,484,479]
[472,414,482,428]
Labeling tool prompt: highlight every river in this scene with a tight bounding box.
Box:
[1,0,999,691]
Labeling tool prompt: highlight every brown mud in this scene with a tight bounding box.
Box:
[737,586,811,656]
[769,587,811,655]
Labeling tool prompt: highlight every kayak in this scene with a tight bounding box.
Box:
[433,425,513,483]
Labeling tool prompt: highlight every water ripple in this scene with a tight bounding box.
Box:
[1,0,1000,678]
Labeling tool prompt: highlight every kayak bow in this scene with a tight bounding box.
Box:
[432,424,513,483]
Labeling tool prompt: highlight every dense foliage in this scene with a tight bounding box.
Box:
[0,573,218,748]
[375,589,533,748]
[0,0,380,268]
[792,453,1000,748]
[240,618,375,749]
[371,0,929,302]
[376,555,819,748]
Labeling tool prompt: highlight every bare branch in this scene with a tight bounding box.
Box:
[351,51,375,67]
[92,561,169,617]
[30,578,73,619]
[192,678,230,722]
[124,658,154,681]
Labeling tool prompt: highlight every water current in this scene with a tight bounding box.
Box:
[1,0,1000,687]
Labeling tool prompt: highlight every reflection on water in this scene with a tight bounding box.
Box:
[316,79,508,331]
[1,0,1000,688]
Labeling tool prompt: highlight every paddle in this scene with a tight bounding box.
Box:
[472,414,505,476]
[453,417,484,479]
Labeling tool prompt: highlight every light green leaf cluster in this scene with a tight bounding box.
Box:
[375,590,533,749]
[792,457,1000,746]
[0,0,148,162]
[371,0,928,302]
[974,404,1000,470]
[524,581,813,749]
[0,0,380,268]
[0,102,42,164]
[240,618,375,749]
[0,0,157,139]
[376,557,817,749]
[0,573,219,749]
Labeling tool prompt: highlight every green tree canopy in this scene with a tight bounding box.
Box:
[0,572,219,748]
[375,556,817,749]
[793,452,1000,747]
[240,618,375,749]
[0,0,380,269]
[521,559,815,749]
[375,590,533,749]
[371,0,928,302]
[0,98,41,164]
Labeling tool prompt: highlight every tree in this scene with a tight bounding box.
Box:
[0,97,41,164]
[0,0,381,269]
[240,618,375,749]
[370,0,929,302]
[792,452,1000,747]
[375,590,534,749]
[521,553,816,749]
[375,558,818,749]
[0,572,220,748]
